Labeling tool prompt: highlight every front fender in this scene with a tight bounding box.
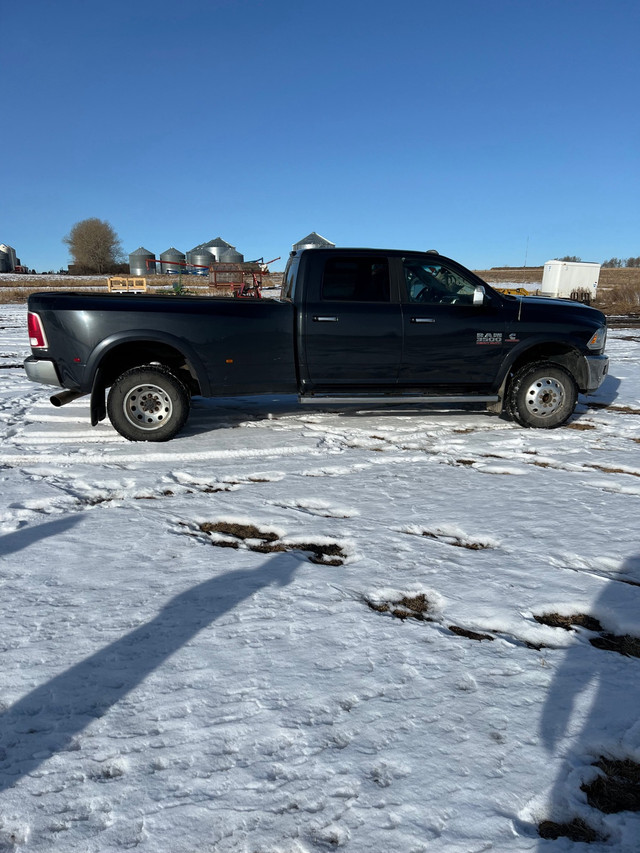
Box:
[493,337,586,392]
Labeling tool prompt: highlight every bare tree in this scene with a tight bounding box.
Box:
[63,218,124,274]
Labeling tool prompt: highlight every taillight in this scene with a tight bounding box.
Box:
[28,312,49,349]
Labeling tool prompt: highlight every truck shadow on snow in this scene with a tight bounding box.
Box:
[0,552,300,794]
[182,394,497,438]
[578,373,622,413]
[179,376,623,439]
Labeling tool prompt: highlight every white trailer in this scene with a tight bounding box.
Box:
[541,260,600,304]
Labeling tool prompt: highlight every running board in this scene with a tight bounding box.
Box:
[299,395,500,405]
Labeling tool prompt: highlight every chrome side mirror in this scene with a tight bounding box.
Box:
[473,285,485,306]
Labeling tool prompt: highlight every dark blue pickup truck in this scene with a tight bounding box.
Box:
[24,247,609,441]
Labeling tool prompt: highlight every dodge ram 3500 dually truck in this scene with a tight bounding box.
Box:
[24,247,609,442]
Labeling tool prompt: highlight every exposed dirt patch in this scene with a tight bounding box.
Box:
[582,757,640,814]
[534,612,603,632]
[198,521,347,566]
[591,463,640,478]
[365,593,432,622]
[455,459,477,467]
[534,612,640,658]
[610,405,640,415]
[566,422,597,431]
[588,402,640,415]
[404,528,495,550]
[201,521,280,542]
[421,531,493,550]
[590,633,640,658]
[538,818,603,843]
[448,625,494,642]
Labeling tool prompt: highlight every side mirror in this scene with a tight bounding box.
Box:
[473,285,485,306]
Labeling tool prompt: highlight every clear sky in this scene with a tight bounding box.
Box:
[2,0,639,272]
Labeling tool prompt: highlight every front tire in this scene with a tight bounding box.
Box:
[107,366,189,442]
[509,362,577,429]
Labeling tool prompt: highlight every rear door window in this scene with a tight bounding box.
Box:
[322,257,390,302]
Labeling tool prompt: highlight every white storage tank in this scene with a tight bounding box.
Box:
[0,244,17,271]
[541,260,601,304]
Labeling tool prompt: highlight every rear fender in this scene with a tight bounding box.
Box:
[85,330,211,397]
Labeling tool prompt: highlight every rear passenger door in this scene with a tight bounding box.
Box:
[301,254,402,389]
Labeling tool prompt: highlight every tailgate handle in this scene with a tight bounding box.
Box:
[411,317,436,324]
[313,315,339,322]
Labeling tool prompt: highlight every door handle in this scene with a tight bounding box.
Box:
[313,316,339,322]
[411,317,436,323]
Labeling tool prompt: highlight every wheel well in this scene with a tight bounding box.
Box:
[507,344,587,391]
[97,342,201,394]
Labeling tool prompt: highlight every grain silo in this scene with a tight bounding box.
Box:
[200,237,244,264]
[218,246,244,263]
[187,245,213,275]
[0,250,9,273]
[292,232,335,251]
[159,247,186,274]
[129,247,156,276]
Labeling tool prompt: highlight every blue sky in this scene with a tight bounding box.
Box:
[2,0,639,272]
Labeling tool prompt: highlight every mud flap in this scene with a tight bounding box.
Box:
[90,368,107,425]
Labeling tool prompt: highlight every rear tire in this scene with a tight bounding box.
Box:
[107,365,189,442]
[509,362,577,429]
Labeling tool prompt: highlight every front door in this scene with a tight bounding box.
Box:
[399,257,505,390]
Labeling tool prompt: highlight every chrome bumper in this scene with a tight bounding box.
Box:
[23,356,62,388]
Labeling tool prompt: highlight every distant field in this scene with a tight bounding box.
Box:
[474,267,640,316]
[1,269,638,315]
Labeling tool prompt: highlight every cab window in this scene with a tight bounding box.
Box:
[322,257,390,302]
[404,259,477,305]
[281,256,299,300]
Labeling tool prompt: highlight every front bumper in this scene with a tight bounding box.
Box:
[585,354,609,393]
[23,356,62,388]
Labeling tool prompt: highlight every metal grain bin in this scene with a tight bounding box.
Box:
[200,237,233,262]
[188,250,213,275]
[159,247,185,274]
[292,232,335,251]
[129,247,156,276]
[219,247,244,263]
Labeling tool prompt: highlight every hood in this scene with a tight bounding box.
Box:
[512,295,607,326]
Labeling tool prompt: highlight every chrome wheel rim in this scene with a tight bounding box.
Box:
[123,383,173,431]
[525,377,564,418]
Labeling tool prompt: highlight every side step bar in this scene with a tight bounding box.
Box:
[299,395,500,405]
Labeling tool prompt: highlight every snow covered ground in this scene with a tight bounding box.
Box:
[1,304,639,852]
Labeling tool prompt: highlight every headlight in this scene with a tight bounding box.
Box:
[587,326,607,351]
